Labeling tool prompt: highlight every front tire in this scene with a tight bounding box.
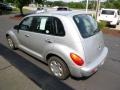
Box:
[48,56,69,80]
[6,36,16,49]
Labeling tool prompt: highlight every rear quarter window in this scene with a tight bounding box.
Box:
[52,17,65,36]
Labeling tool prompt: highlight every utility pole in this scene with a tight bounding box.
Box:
[95,0,100,20]
[86,0,89,13]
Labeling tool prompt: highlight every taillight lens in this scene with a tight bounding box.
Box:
[70,53,84,66]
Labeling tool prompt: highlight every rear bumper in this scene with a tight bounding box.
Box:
[98,19,118,25]
[70,47,108,77]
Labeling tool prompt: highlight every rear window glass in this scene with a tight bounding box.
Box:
[73,14,99,38]
[101,10,114,15]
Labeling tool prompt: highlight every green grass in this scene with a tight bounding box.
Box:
[12,8,32,14]
[98,21,107,30]
[23,8,32,13]
[0,7,32,15]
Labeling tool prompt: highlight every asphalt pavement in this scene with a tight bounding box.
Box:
[0,14,74,90]
[0,55,41,90]
[0,14,120,90]
[0,15,42,90]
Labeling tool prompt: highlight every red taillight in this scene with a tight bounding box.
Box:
[70,53,84,66]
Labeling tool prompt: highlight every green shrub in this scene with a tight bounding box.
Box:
[12,8,31,14]
[98,21,107,29]
[12,8,19,11]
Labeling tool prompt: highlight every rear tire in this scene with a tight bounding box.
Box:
[117,22,119,25]
[112,25,116,28]
[6,36,16,50]
[48,56,69,80]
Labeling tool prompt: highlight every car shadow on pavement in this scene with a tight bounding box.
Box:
[0,43,73,90]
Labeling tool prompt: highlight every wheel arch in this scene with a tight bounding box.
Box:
[6,31,20,48]
[46,53,67,64]
[46,53,70,73]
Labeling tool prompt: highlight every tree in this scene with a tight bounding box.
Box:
[88,1,96,10]
[5,0,14,3]
[53,1,65,6]
[5,0,30,15]
[101,0,120,9]
[0,0,3,3]
[68,2,85,9]
[113,0,120,9]
[46,1,53,7]
[15,0,30,15]
[35,0,47,6]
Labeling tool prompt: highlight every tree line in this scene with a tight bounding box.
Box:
[46,0,120,10]
[3,0,120,15]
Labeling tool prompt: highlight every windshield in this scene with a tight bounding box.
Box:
[101,10,115,15]
[73,14,99,38]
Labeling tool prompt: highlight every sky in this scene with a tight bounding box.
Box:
[47,0,106,2]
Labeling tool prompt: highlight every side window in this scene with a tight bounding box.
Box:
[31,16,54,35]
[53,17,65,36]
[19,17,33,31]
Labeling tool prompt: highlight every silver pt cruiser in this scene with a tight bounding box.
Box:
[6,11,108,79]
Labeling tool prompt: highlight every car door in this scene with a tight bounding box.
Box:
[25,16,55,60]
[31,16,65,61]
[15,16,55,60]
[14,16,34,49]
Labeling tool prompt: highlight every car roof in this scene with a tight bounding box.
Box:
[28,11,91,17]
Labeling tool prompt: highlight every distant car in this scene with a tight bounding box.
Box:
[6,11,108,79]
[35,7,47,14]
[97,8,120,28]
[57,7,71,11]
[0,3,12,11]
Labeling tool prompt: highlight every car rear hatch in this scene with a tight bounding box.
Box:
[73,14,105,65]
[83,32,104,65]
[100,10,115,22]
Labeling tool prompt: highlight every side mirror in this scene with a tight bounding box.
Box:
[14,25,19,30]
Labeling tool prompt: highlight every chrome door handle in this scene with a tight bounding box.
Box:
[25,35,30,37]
